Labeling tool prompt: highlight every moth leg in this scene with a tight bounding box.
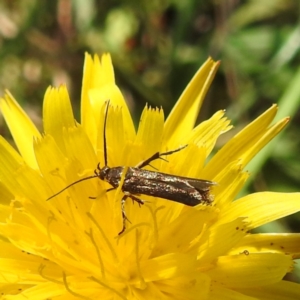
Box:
[89,187,116,199]
[119,195,131,235]
[136,145,187,169]
[118,194,146,234]
[127,193,145,207]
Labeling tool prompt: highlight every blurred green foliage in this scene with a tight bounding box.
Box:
[0,0,300,282]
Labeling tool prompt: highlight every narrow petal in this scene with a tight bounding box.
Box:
[237,280,300,300]
[43,86,75,152]
[184,110,232,157]
[134,105,164,165]
[217,192,300,229]
[81,53,98,146]
[63,126,98,171]
[4,283,67,300]
[163,58,220,148]
[81,53,135,149]
[141,253,196,281]
[213,163,249,209]
[198,218,249,264]
[0,91,41,169]
[204,105,288,178]
[238,117,289,169]
[174,143,207,178]
[229,233,300,257]
[88,86,135,138]
[174,110,232,179]
[0,136,24,194]
[0,137,49,203]
[156,272,211,300]
[33,134,68,194]
[206,253,292,288]
[105,105,133,167]
[0,181,13,207]
[209,286,257,300]
[152,207,218,257]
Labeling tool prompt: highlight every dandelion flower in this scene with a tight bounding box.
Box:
[1,53,300,299]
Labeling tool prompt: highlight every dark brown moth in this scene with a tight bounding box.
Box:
[47,101,215,234]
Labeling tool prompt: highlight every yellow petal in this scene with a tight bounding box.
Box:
[198,218,249,264]
[141,253,196,281]
[81,53,135,149]
[4,283,66,300]
[204,105,289,178]
[154,272,211,300]
[103,105,131,167]
[185,110,232,156]
[0,91,41,169]
[152,206,218,257]
[81,53,99,146]
[33,134,68,193]
[0,136,23,194]
[134,105,164,165]
[172,110,232,180]
[89,86,135,141]
[229,233,300,257]
[206,253,292,288]
[63,125,98,170]
[0,181,13,206]
[217,192,300,229]
[209,286,257,300]
[42,85,75,152]
[163,57,220,148]
[213,163,249,209]
[237,280,300,299]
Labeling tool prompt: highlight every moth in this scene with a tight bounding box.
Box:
[48,101,215,234]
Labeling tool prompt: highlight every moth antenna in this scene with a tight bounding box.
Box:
[47,175,98,201]
[103,100,110,167]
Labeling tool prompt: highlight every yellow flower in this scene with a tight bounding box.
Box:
[0,53,300,299]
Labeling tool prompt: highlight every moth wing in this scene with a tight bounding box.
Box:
[149,171,216,191]
[184,178,216,191]
[152,177,215,205]
[162,172,216,191]
[124,169,214,206]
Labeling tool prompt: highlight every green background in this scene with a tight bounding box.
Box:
[0,0,299,283]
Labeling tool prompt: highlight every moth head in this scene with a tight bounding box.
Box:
[99,165,110,181]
